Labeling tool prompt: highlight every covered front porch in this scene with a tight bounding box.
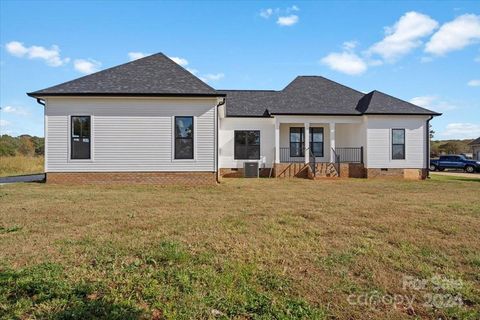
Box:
[273,116,365,178]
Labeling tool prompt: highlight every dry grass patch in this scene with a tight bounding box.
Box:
[0,155,44,177]
[0,176,479,319]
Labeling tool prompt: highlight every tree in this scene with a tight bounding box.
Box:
[17,136,35,156]
[0,135,19,156]
[429,124,435,139]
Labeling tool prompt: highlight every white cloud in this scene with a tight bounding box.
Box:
[440,123,480,139]
[260,8,274,19]
[186,68,198,75]
[425,14,480,55]
[1,105,29,116]
[277,15,299,26]
[5,41,70,66]
[342,41,358,51]
[128,52,150,61]
[368,11,438,61]
[289,5,300,12]
[169,56,189,67]
[321,51,367,75]
[409,95,457,112]
[0,119,11,132]
[420,56,434,63]
[74,59,101,74]
[200,73,225,82]
[467,79,480,87]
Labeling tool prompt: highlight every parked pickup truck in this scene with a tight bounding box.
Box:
[430,155,480,173]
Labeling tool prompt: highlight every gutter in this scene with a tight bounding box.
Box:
[35,98,46,106]
[215,98,226,183]
[27,92,226,98]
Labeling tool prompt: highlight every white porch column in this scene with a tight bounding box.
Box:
[304,122,310,164]
[275,120,280,164]
[330,122,336,162]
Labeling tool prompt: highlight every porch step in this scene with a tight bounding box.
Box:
[311,162,339,178]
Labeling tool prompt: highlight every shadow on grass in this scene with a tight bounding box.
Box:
[0,263,144,319]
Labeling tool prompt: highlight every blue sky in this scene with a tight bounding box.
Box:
[1,0,479,139]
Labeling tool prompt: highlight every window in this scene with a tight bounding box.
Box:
[71,116,91,159]
[392,129,405,160]
[175,116,194,159]
[310,128,324,157]
[290,127,324,157]
[290,127,304,157]
[234,130,260,160]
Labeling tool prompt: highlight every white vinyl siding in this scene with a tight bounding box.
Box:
[219,116,275,169]
[366,115,428,169]
[44,97,217,172]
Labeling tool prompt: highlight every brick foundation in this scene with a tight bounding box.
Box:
[219,168,272,178]
[46,172,217,185]
[339,163,366,178]
[366,168,428,180]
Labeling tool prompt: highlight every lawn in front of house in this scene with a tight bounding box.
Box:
[0,176,479,319]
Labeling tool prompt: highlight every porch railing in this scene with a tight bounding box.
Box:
[335,147,363,164]
[279,147,305,163]
[331,147,340,176]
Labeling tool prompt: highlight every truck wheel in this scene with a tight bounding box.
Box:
[465,165,475,173]
[429,164,437,171]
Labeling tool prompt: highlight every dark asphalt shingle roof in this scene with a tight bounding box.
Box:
[221,76,440,117]
[28,53,222,97]
[469,137,480,145]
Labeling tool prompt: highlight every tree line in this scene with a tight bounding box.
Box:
[0,135,44,157]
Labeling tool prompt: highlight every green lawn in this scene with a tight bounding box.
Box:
[1,176,479,319]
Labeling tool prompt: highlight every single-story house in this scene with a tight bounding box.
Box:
[470,137,480,160]
[27,53,441,184]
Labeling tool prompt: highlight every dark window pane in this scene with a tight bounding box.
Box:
[290,127,303,143]
[392,145,405,159]
[72,118,81,137]
[175,117,193,138]
[175,139,193,159]
[392,129,405,144]
[235,131,246,145]
[234,130,260,160]
[310,128,324,142]
[311,142,324,157]
[290,143,303,157]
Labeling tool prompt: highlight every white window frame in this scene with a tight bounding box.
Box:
[171,115,197,162]
[68,115,94,162]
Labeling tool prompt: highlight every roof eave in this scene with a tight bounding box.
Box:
[27,92,226,98]
[363,112,442,116]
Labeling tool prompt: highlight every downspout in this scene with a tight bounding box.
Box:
[426,116,433,179]
[215,98,226,183]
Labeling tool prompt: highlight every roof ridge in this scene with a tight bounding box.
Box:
[218,89,278,92]
[282,75,366,95]
[28,53,166,95]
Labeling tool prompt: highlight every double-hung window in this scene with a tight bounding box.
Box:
[310,128,324,157]
[290,127,324,157]
[174,116,194,159]
[234,130,260,160]
[392,129,405,160]
[290,127,304,157]
[71,116,91,159]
